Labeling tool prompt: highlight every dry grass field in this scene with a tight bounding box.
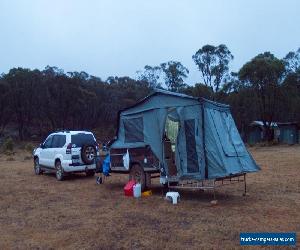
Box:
[0,146,299,249]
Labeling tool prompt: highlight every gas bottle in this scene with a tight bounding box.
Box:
[133,183,141,198]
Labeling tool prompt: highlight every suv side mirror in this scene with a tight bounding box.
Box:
[40,143,45,149]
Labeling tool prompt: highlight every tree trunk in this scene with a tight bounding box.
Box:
[18,123,24,141]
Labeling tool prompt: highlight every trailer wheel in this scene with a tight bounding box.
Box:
[129,164,146,191]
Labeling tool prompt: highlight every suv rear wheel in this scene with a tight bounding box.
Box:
[55,160,64,181]
[34,157,42,175]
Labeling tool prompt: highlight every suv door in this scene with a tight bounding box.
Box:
[39,135,54,167]
[49,135,64,166]
[51,135,66,163]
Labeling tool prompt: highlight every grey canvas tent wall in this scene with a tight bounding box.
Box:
[111,89,260,180]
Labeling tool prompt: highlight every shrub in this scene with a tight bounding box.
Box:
[2,137,14,152]
[24,143,34,153]
[24,156,32,161]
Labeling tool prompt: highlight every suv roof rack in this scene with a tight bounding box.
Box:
[54,130,70,133]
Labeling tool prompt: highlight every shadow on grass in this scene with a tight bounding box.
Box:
[102,181,236,202]
[42,171,95,181]
[41,172,242,202]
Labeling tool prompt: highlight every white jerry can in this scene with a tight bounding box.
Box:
[133,183,141,198]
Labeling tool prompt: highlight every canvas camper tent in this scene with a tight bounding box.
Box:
[111,89,260,182]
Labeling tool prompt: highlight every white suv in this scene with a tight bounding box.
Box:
[33,131,99,181]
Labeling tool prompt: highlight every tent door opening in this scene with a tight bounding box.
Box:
[164,116,179,177]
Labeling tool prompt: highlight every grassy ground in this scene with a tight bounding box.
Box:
[0,146,299,249]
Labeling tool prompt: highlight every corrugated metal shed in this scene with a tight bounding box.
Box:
[248,126,263,144]
[278,122,299,144]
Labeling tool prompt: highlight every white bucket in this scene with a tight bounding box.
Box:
[133,183,141,198]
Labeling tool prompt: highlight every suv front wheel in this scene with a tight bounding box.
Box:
[34,157,42,175]
[55,160,64,181]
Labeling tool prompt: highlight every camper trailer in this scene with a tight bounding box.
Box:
[109,89,260,192]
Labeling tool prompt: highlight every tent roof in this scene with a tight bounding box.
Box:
[121,88,230,115]
[121,88,197,112]
[152,88,198,99]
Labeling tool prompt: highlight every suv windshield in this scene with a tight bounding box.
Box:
[71,133,96,147]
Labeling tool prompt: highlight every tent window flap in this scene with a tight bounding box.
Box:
[209,110,246,157]
[123,117,144,143]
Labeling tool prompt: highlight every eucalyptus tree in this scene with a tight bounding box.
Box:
[192,44,233,93]
[160,61,189,92]
[239,52,285,141]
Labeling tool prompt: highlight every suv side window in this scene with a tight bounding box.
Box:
[43,135,54,148]
[58,135,66,147]
[52,135,66,148]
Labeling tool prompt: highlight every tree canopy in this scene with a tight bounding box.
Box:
[192,44,233,94]
[160,61,189,92]
[0,46,299,142]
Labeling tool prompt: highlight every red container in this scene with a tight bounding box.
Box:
[124,180,136,197]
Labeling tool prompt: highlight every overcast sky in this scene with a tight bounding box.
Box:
[0,0,299,84]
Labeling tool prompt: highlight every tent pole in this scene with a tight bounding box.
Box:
[202,102,208,179]
[213,183,216,200]
[244,173,247,196]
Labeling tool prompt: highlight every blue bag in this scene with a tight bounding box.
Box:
[102,155,111,176]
